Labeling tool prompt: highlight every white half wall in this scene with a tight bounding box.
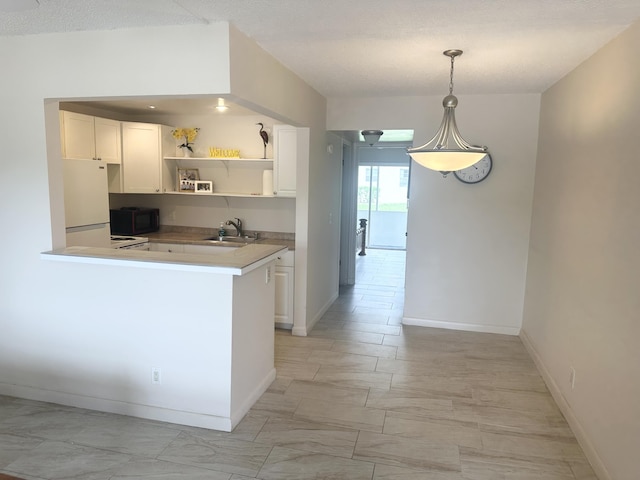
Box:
[522,19,640,480]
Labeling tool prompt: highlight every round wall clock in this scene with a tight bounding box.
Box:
[454,155,492,184]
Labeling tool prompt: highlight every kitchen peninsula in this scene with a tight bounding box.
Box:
[40,242,286,432]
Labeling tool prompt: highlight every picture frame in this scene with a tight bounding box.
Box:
[194,180,213,194]
[177,168,200,192]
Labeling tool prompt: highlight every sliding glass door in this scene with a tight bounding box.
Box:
[357,165,408,249]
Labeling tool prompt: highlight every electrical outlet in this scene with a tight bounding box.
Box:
[151,367,161,385]
[265,266,271,284]
[569,367,576,389]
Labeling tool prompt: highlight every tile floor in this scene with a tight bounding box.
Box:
[0,249,597,479]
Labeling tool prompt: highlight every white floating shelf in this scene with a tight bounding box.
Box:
[163,191,275,198]
[164,157,273,162]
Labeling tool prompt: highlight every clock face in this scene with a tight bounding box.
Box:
[454,156,492,184]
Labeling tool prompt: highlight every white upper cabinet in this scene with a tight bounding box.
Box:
[93,117,122,164]
[60,111,121,164]
[273,125,298,197]
[122,122,173,194]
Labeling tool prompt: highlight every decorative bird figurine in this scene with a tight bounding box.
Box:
[256,122,269,159]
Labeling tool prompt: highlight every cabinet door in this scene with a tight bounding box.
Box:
[122,122,162,193]
[94,117,121,164]
[273,125,297,197]
[275,265,294,326]
[61,111,96,160]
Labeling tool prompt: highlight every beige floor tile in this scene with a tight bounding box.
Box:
[314,368,392,390]
[274,359,321,380]
[325,311,393,325]
[249,392,300,418]
[354,431,461,472]
[472,388,561,415]
[374,463,464,479]
[366,388,454,417]
[308,328,385,344]
[158,431,272,477]
[275,345,314,362]
[383,412,483,449]
[460,447,576,478]
[254,416,358,458]
[453,401,568,433]
[266,376,293,394]
[479,429,586,461]
[294,398,385,432]
[391,374,473,399]
[284,379,370,406]
[258,446,374,480]
[568,460,599,479]
[342,322,402,335]
[307,350,378,371]
[330,340,398,359]
[275,334,335,350]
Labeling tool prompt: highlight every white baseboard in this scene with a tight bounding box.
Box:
[230,367,276,429]
[0,372,274,434]
[519,330,609,480]
[402,316,520,336]
[292,289,339,337]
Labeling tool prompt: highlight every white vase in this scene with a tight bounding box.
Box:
[182,148,191,158]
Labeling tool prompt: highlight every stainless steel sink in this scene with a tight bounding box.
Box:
[203,236,257,245]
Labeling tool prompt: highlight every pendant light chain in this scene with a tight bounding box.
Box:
[449,54,455,95]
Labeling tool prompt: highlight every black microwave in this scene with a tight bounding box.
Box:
[110,207,160,235]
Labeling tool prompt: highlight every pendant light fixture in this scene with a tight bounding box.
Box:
[361,130,383,146]
[407,50,490,175]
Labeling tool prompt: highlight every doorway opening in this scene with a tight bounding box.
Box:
[357,164,409,250]
[337,129,413,288]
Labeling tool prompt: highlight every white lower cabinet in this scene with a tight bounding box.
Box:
[149,243,184,253]
[275,251,294,328]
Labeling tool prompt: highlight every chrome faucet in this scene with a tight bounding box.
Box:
[225,218,243,237]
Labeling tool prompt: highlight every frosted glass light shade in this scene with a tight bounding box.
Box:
[409,150,487,171]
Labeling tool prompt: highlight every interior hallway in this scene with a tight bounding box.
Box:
[0,249,596,479]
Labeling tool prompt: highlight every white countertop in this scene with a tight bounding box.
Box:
[41,243,287,275]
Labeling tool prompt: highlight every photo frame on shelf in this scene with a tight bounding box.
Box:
[177,168,200,192]
[194,180,213,194]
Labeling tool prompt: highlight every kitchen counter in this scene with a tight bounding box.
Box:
[42,242,287,275]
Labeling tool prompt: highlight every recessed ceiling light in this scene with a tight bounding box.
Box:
[148,105,156,109]
[0,0,40,13]
[216,98,229,112]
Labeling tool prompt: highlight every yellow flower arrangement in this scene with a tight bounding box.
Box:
[171,127,200,152]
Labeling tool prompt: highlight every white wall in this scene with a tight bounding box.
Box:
[328,94,540,334]
[227,25,333,335]
[521,19,640,480]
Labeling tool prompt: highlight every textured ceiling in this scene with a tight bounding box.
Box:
[2,0,640,98]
